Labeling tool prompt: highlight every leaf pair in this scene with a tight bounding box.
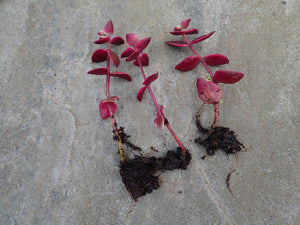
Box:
[121,34,151,66]
[137,73,158,101]
[91,49,121,68]
[166,30,215,47]
[175,54,229,71]
[99,96,119,119]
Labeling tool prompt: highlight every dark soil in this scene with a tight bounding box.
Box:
[119,148,191,201]
[194,115,244,194]
[194,117,244,157]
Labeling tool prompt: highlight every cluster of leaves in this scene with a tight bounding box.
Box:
[121,33,186,153]
[121,34,165,129]
[166,19,244,128]
[87,20,131,119]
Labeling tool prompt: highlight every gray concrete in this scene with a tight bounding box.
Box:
[1,0,299,224]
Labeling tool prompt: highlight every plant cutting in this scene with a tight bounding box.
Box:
[166,19,245,193]
[88,21,191,201]
[120,33,191,200]
[87,20,146,194]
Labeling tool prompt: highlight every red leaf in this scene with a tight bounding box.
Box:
[91,49,107,62]
[203,54,229,66]
[107,49,120,67]
[126,33,139,47]
[87,68,108,75]
[165,41,188,47]
[213,70,244,84]
[137,85,147,102]
[125,51,140,62]
[94,37,109,44]
[99,96,118,119]
[175,55,201,71]
[136,37,151,51]
[121,47,135,58]
[133,53,149,67]
[170,28,198,35]
[190,31,215,44]
[104,20,113,35]
[180,19,191,29]
[143,72,158,85]
[196,78,222,104]
[154,105,165,129]
[111,36,124,45]
[110,72,132,81]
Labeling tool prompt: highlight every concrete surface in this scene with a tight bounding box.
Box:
[1,0,299,224]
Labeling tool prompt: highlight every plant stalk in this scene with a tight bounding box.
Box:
[183,34,219,129]
[106,40,125,162]
[137,57,187,154]
[183,34,214,80]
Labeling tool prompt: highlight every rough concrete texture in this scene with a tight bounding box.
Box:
[1,0,299,224]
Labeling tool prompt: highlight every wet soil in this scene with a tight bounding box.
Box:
[119,148,191,201]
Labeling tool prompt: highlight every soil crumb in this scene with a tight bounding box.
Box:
[119,148,191,201]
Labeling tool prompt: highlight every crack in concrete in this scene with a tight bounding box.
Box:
[193,160,237,225]
[45,96,77,184]
[125,202,136,225]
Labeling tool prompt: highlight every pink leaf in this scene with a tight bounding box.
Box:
[87,68,108,75]
[91,49,107,62]
[180,19,191,29]
[121,47,135,58]
[190,31,215,44]
[170,28,198,35]
[203,54,229,66]
[99,96,119,119]
[133,53,149,67]
[126,33,139,47]
[137,85,147,102]
[107,49,120,67]
[165,41,188,47]
[213,70,244,84]
[175,55,201,71]
[154,105,165,129]
[94,37,109,44]
[110,72,132,81]
[104,20,113,35]
[111,36,124,45]
[125,51,140,62]
[143,72,158,85]
[136,37,151,51]
[196,78,222,104]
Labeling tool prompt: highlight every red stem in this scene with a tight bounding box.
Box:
[137,57,187,154]
[106,41,111,98]
[106,40,118,132]
[105,39,125,162]
[182,34,214,80]
[183,34,219,129]
[212,103,219,129]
